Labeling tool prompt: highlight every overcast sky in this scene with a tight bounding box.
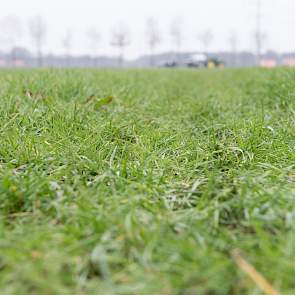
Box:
[1,0,294,58]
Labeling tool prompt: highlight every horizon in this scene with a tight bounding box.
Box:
[1,0,295,59]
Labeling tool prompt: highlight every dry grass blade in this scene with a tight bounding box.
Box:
[84,94,95,104]
[231,250,282,295]
[25,90,33,99]
[9,212,35,218]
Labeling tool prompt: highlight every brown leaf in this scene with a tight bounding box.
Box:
[25,91,46,100]
[31,251,41,259]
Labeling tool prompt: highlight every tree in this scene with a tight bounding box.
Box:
[87,28,101,66]
[62,30,73,67]
[198,30,214,56]
[29,16,46,67]
[228,31,238,66]
[170,19,183,62]
[110,24,130,67]
[146,18,161,66]
[0,16,22,65]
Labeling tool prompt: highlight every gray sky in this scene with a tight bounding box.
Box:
[1,0,294,58]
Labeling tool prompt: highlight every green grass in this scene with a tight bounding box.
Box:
[0,68,295,295]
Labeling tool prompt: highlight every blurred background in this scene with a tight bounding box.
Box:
[0,0,294,68]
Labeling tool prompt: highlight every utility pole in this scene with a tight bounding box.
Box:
[255,0,262,65]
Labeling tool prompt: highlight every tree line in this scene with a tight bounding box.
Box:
[0,15,267,67]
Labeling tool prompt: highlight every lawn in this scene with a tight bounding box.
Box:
[0,68,295,295]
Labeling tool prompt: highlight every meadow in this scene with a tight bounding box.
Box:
[0,68,295,295]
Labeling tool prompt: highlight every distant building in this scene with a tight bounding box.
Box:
[12,59,26,67]
[282,58,295,67]
[260,59,277,68]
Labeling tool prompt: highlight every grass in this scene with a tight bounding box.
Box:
[0,68,295,294]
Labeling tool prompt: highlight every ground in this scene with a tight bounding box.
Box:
[0,68,295,295]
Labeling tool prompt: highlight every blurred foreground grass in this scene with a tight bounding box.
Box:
[0,68,295,294]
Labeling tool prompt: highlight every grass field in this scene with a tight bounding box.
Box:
[0,68,295,295]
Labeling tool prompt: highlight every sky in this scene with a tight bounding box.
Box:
[0,0,294,58]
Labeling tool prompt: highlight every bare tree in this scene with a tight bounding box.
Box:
[146,18,161,66]
[87,28,101,66]
[110,24,130,67]
[228,31,238,66]
[170,19,183,62]
[198,30,214,56]
[29,16,46,67]
[0,16,22,65]
[254,0,268,65]
[62,30,73,67]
